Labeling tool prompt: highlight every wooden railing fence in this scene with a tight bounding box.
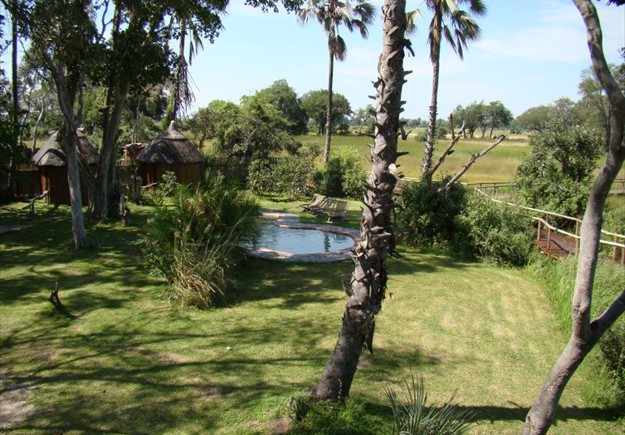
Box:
[474,188,625,265]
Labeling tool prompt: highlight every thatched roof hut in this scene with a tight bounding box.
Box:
[136,121,204,186]
[32,130,99,205]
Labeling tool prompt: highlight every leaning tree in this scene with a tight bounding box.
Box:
[523,0,625,433]
[312,0,412,400]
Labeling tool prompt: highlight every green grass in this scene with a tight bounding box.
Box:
[0,201,623,434]
[296,133,531,183]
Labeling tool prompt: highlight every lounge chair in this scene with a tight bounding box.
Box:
[325,199,348,222]
[304,195,335,215]
[302,194,326,213]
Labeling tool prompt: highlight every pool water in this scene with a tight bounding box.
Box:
[248,222,354,254]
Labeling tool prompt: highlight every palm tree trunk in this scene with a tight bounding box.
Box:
[422,8,442,183]
[312,0,409,401]
[324,47,334,165]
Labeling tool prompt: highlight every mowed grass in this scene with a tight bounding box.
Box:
[1,201,623,434]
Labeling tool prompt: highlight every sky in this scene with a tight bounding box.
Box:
[186,0,625,120]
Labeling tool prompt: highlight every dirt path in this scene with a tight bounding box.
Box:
[0,224,33,234]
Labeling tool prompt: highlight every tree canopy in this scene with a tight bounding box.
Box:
[300,89,351,135]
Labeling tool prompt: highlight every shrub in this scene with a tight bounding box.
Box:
[284,396,381,434]
[247,159,273,194]
[397,180,467,249]
[247,153,316,198]
[315,147,367,199]
[386,372,474,435]
[456,192,534,266]
[143,173,259,308]
[529,255,625,397]
[515,122,601,219]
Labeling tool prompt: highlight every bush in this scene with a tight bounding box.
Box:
[315,147,367,199]
[529,255,625,397]
[284,396,381,434]
[143,173,259,308]
[397,180,467,250]
[247,153,316,198]
[456,192,534,266]
[515,123,601,219]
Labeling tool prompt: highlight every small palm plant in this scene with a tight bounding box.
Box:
[386,372,475,435]
[144,172,259,308]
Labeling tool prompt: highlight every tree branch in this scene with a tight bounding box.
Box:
[590,289,625,339]
[428,115,465,177]
[438,134,506,192]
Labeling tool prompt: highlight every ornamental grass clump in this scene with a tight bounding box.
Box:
[144,173,259,308]
[386,372,475,435]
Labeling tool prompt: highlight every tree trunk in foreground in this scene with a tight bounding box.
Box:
[523,1,625,433]
[51,60,89,249]
[312,0,409,401]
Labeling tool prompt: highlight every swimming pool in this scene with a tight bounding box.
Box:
[243,212,359,262]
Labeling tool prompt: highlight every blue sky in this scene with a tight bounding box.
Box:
[187,0,624,119]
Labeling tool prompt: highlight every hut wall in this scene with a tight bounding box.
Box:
[40,167,90,205]
[15,166,41,198]
[141,163,201,187]
[41,166,70,205]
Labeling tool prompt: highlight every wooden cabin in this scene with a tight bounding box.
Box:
[31,130,99,205]
[136,121,204,186]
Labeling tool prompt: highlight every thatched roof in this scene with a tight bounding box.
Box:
[32,130,100,167]
[136,121,204,164]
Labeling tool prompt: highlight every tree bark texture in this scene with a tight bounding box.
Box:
[92,8,126,221]
[524,1,625,433]
[422,7,442,183]
[51,61,89,249]
[60,125,89,249]
[323,46,335,165]
[312,0,409,401]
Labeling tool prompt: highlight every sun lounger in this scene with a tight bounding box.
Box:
[304,195,335,215]
[325,199,348,222]
[302,194,327,213]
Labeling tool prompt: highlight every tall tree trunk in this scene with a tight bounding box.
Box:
[524,1,625,433]
[93,80,129,220]
[11,0,18,130]
[51,61,89,249]
[323,47,335,165]
[61,126,89,248]
[422,7,442,183]
[169,20,187,126]
[32,94,48,153]
[312,0,409,401]
[92,8,126,221]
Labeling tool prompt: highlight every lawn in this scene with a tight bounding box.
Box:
[1,201,623,434]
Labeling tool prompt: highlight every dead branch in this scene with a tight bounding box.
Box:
[438,134,507,193]
[48,282,75,318]
[428,115,466,178]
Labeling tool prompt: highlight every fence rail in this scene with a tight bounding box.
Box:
[475,188,625,265]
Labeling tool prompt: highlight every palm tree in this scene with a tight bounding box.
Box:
[299,0,375,164]
[312,0,410,400]
[164,16,205,126]
[415,0,486,183]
